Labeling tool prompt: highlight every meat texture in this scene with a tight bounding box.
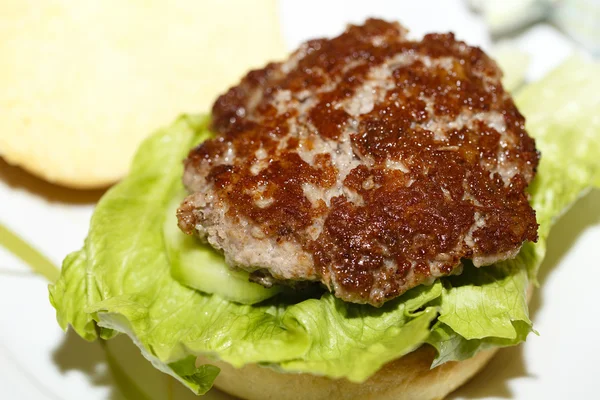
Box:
[178,19,539,306]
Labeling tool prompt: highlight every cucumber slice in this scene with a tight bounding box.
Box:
[163,193,280,304]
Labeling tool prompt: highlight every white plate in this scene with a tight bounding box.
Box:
[1,1,598,399]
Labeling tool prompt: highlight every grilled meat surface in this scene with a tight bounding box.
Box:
[178,19,539,306]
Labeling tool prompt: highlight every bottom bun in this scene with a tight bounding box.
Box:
[196,346,497,400]
[197,283,532,400]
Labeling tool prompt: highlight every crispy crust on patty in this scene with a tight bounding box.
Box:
[179,19,539,305]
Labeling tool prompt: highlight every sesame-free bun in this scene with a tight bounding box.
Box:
[0,0,285,188]
[197,346,497,400]
[197,283,533,400]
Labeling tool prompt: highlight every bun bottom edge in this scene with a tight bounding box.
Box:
[197,346,498,400]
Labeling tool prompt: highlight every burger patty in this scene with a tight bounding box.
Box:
[178,19,539,306]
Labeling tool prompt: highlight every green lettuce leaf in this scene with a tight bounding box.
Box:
[50,57,600,394]
[427,320,532,368]
[520,56,600,243]
[492,44,530,92]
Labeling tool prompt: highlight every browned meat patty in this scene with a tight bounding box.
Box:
[178,19,539,306]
